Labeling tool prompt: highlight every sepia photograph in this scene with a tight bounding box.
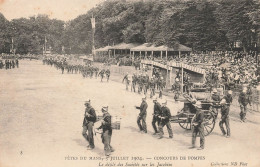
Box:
[0,0,259,167]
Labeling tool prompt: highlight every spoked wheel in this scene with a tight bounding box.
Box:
[203,112,216,136]
[190,112,216,136]
[178,121,192,130]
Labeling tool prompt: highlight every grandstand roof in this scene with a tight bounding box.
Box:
[109,43,140,50]
[131,43,192,52]
[95,46,112,52]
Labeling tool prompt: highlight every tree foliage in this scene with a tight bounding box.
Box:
[0,0,259,54]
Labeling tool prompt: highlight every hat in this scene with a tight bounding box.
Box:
[176,78,179,82]
[161,99,167,104]
[102,106,108,112]
[194,101,202,108]
[220,99,226,105]
[227,90,232,95]
[84,99,91,104]
[212,88,217,93]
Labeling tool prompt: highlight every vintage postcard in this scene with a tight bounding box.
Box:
[0,0,259,167]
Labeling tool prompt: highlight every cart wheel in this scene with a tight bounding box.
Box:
[178,121,192,130]
[203,112,215,136]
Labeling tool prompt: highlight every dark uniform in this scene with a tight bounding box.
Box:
[173,81,181,101]
[122,74,130,90]
[82,103,97,149]
[158,105,173,138]
[152,101,161,134]
[238,91,251,122]
[191,106,205,149]
[219,103,230,137]
[105,69,110,82]
[97,110,114,156]
[98,69,105,82]
[149,79,156,98]
[211,92,221,117]
[131,74,137,92]
[224,94,233,106]
[136,99,148,133]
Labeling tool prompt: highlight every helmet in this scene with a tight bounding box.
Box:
[102,106,108,112]
[227,90,232,95]
[84,99,91,105]
[194,101,202,108]
[212,88,217,93]
[176,78,179,82]
[220,99,226,105]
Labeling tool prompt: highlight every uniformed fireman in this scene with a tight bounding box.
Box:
[173,78,181,101]
[136,96,148,133]
[149,77,156,98]
[131,73,137,92]
[122,73,130,90]
[158,99,173,139]
[211,88,221,117]
[238,88,251,122]
[224,90,233,107]
[97,106,114,156]
[190,101,205,150]
[82,99,97,150]
[105,69,110,82]
[98,69,105,82]
[152,96,161,135]
[219,99,230,138]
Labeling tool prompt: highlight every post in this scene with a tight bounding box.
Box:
[181,67,184,94]
[161,51,162,59]
[179,51,181,58]
[166,50,169,87]
[169,67,172,86]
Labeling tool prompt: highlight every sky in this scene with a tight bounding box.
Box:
[0,0,105,21]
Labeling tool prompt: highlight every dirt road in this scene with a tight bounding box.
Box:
[0,60,259,167]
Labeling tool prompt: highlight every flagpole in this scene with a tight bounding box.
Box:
[91,14,95,57]
[45,36,47,55]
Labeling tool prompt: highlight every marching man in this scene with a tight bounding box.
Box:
[136,96,148,133]
[152,96,161,135]
[219,99,231,138]
[238,88,251,122]
[158,99,173,139]
[190,101,205,150]
[97,106,114,156]
[82,99,97,150]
